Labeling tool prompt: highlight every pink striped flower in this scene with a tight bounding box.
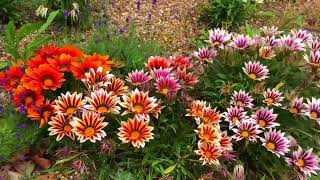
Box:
[261,26,283,37]
[242,61,269,81]
[232,120,262,142]
[304,50,320,65]
[280,35,305,52]
[286,147,320,177]
[194,47,218,64]
[126,70,151,86]
[261,129,290,157]
[252,107,279,129]
[262,36,280,47]
[151,68,173,79]
[229,35,251,50]
[289,97,305,114]
[259,46,276,60]
[208,28,231,49]
[304,98,320,121]
[291,29,313,42]
[223,106,248,128]
[155,76,181,95]
[230,90,254,109]
[263,88,284,106]
[308,39,320,52]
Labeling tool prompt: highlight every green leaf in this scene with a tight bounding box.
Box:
[17,23,42,42]
[5,21,16,46]
[24,36,51,59]
[37,10,60,35]
[4,44,20,59]
[163,164,177,174]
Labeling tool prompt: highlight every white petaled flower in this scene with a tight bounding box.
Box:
[35,5,48,18]
[304,98,320,122]
[280,35,305,52]
[261,26,283,37]
[291,29,313,42]
[242,61,269,81]
[263,88,284,107]
[194,47,218,64]
[262,36,280,47]
[208,28,232,49]
[229,35,251,50]
[230,90,254,109]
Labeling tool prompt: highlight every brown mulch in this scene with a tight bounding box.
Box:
[107,0,207,53]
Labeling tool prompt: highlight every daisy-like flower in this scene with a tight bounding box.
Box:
[201,108,221,125]
[208,28,231,49]
[170,57,193,69]
[195,124,221,144]
[195,142,221,165]
[48,53,76,72]
[85,89,120,114]
[223,106,248,128]
[261,26,283,37]
[176,67,199,87]
[232,164,245,180]
[219,131,233,152]
[22,64,65,92]
[229,35,251,50]
[262,36,280,47]
[71,111,108,143]
[155,76,181,96]
[280,35,305,52]
[259,46,276,60]
[82,67,114,91]
[151,68,173,79]
[58,45,84,58]
[72,160,88,175]
[252,107,279,129]
[146,56,171,70]
[54,92,85,116]
[186,100,207,122]
[242,61,269,81]
[13,85,44,107]
[117,118,154,148]
[232,120,262,142]
[48,114,75,141]
[151,101,165,119]
[3,64,25,90]
[27,55,48,69]
[120,89,158,121]
[104,78,128,96]
[230,90,254,109]
[126,70,151,86]
[194,47,218,64]
[308,39,320,52]
[263,88,284,106]
[36,45,60,59]
[289,97,305,114]
[286,147,320,177]
[304,98,320,121]
[305,50,320,65]
[261,129,290,157]
[291,29,313,42]
[27,99,54,128]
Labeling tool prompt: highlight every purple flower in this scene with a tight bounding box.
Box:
[242,61,269,81]
[72,160,88,175]
[261,129,290,157]
[286,147,320,177]
[252,107,279,129]
[263,88,284,107]
[63,10,70,17]
[291,29,313,42]
[126,69,151,86]
[280,35,305,52]
[151,68,173,79]
[304,50,320,64]
[19,105,27,114]
[304,97,320,121]
[223,106,248,128]
[230,90,254,109]
[308,39,320,52]
[194,47,218,64]
[229,35,251,50]
[289,97,305,114]
[232,120,262,142]
[208,28,231,49]
[262,36,280,47]
[119,28,125,33]
[155,76,181,96]
[100,139,113,154]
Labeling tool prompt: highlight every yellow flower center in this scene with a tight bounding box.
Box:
[297,159,305,167]
[161,87,170,94]
[258,119,266,127]
[290,107,298,114]
[236,101,244,107]
[232,117,239,123]
[64,125,72,132]
[195,110,203,117]
[203,133,211,140]
[84,127,95,137]
[134,105,144,114]
[266,98,274,104]
[98,106,109,113]
[248,73,257,79]
[66,108,76,115]
[241,131,249,138]
[266,142,276,150]
[205,151,212,158]
[25,96,34,105]
[131,131,140,140]
[311,111,318,119]
[44,79,54,87]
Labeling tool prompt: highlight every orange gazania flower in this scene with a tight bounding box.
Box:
[71,58,100,80]
[4,64,25,90]
[146,56,171,70]
[53,92,85,116]
[71,111,108,143]
[13,85,44,107]
[104,78,128,96]
[186,100,207,122]
[201,108,221,125]
[27,99,54,128]
[84,53,113,72]
[48,53,76,72]
[219,131,233,151]
[120,89,158,121]
[85,89,120,114]
[22,64,65,91]
[58,45,84,58]
[48,114,75,141]
[117,118,154,148]
[151,101,165,119]
[36,45,60,59]
[28,55,48,69]
[195,142,221,165]
[195,124,221,144]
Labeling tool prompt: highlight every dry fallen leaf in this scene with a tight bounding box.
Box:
[32,155,52,169]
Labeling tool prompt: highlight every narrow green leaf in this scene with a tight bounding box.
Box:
[25,36,51,59]
[5,21,16,46]
[163,164,177,174]
[17,23,42,42]
[37,10,60,35]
